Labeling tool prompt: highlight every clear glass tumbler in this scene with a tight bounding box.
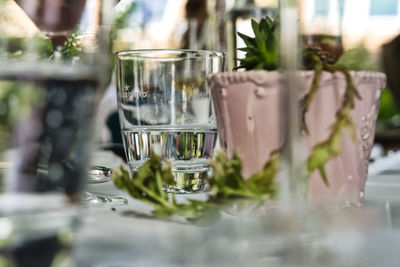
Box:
[115,49,225,193]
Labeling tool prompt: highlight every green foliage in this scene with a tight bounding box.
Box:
[108,2,137,75]
[113,155,177,216]
[0,34,53,59]
[336,45,400,123]
[235,16,280,71]
[209,152,277,203]
[336,44,380,72]
[61,32,81,59]
[0,32,79,61]
[113,152,278,224]
[378,87,398,121]
[0,256,14,267]
[0,80,44,152]
[113,154,218,223]
[0,80,43,125]
[33,35,54,58]
[112,2,137,40]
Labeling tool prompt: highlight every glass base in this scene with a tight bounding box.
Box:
[0,204,78,267]
[87,166,113,184]
[165,171,209,194]
[83,192,128,205]
[128,163,210,194]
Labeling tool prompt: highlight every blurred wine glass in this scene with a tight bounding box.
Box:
[0,1,115,264]
[15,0,87,49]
[15,0,122,188]
[299,0,343,64]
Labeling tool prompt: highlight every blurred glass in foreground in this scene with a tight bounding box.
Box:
[0,0,113,266]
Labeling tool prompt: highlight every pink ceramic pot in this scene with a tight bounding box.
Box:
[207,70,386,205]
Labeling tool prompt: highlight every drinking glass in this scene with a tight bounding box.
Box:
[115,49,225,193]
[299,0,343,64]
[0,0,113,265]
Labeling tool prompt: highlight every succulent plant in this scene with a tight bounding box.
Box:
[235,16,280,71]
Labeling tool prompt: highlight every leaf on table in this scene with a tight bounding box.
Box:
[113,151,278,225]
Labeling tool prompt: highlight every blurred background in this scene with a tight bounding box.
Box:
[101,0,400,153]
[3,0,400,152]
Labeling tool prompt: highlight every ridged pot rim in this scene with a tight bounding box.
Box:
[207,70,386,88]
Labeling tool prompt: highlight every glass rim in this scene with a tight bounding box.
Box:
[115,49,225,60]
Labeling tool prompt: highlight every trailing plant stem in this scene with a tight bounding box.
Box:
[307,65,361,185]
[300,54,323,134]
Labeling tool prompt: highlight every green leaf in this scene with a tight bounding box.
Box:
[238,47,250,52]
[237,32,256,49]
[308,143,332,171]
[330,133,341,155]
[318,166,329,186]
[259,18,269,39]
[251,19,261,38]
[265,16,274,29]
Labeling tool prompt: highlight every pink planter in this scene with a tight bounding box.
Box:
[207,70,386,205]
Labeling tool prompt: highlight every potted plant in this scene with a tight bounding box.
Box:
[207,16,386,206]
[112,16,385,223]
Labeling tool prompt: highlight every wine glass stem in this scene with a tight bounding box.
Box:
[49,35,68,50]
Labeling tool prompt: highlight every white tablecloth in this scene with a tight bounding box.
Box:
[73,151,400,267]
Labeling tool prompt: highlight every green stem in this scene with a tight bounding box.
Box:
[307,64,361,186]
[134,182,176,210]
[300,54,323,134]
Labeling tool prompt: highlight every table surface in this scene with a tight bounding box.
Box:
[72,150,400,267]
